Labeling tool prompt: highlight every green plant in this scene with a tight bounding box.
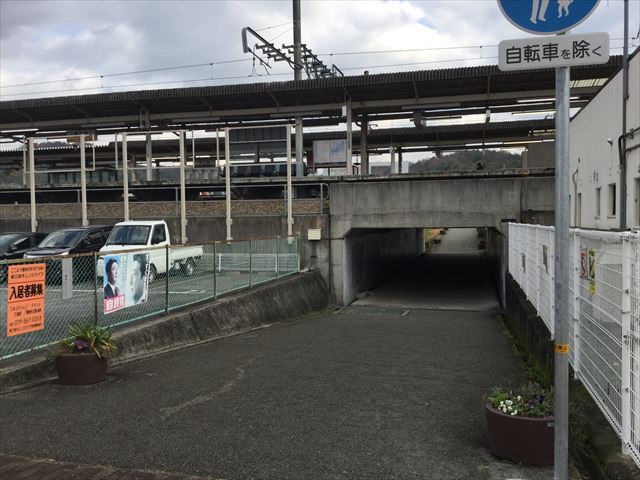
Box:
[488,383,553,418]
[61,323,116,358]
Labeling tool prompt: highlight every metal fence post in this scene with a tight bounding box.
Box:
[621,233,632,455]
[296,233,301,272]
[165,245,170,313]
[535,226,541,312]
[276,236,280,278]
[93,252,98,326]
[572,230,581,378]
[249,238,253,287]
[213,242,217,299]
[524,225,530,299]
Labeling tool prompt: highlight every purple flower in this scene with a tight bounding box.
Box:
[74,339,90,351]
[538,395,545,403]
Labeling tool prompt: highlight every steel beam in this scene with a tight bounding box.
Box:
[225,127,232,241]
[122,133,129,221]
[286,124,293,236]
[28,138,36,232]
[179,130,187,244]
[79,135,88,226]
[346,99,353,175]
[0,88,601,132]
[146,133,153,181]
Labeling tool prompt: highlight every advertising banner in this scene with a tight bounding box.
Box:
[588,248,596,295]
[103,252,150,314]
[580,247,588,279]
[7,263,46,336]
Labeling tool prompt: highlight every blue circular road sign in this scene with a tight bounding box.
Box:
[497,0,601,35]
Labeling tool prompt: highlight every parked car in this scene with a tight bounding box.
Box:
[98,220,203,283]
[0,232,48,260]
[0,232,49,283]
[23,225,113,282]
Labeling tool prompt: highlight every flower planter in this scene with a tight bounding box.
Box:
[486,403,554,466]
[55,353,108,385]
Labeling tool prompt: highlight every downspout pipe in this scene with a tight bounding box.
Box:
[620,0,629,229]
[619,126,640,225]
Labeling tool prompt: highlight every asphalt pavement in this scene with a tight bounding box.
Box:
[0,230,561,479]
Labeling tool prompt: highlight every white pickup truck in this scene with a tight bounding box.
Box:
[98,220,203,282]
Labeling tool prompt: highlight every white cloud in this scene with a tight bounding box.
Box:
[0,0,636,99]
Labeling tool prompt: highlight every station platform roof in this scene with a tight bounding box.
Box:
[0,57,621,134]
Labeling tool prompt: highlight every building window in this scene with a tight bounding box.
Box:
[608,183,617,217]
[595,187,601,218]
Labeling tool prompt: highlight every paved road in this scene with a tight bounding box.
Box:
[0,231,562,479]
[354,229,499,313]
[431,228,482,254]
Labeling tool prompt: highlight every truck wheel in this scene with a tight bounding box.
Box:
[182,258,195,276]
[148,264,157,283]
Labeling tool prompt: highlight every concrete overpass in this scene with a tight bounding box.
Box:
[324,170,553,305]
[0,168,553,306]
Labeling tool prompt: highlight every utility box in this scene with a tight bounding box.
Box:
[307,229,321,241]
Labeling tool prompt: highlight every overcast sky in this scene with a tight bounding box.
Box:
[1,0,638,101]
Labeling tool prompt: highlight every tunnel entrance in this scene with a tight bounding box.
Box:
[339,228,503,312]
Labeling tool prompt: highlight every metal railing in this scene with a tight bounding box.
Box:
[509,223,640,468]
[0,235,299,360]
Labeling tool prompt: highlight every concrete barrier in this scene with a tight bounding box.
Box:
[0,271,330,392]
[505,274,554,374]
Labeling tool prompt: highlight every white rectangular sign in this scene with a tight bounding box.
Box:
[313,139,347,166]
[61,258,73,300]
[499,32,609,71]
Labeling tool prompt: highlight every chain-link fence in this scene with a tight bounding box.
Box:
[0,235,299,360]
[509,223,640,468]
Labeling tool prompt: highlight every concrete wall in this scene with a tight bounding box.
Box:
[486,228,508,309]
[329,176,555,238]
[0,199,326,220]
[570,50,640,229]
[523,142,555,169]
[334,228,424,305]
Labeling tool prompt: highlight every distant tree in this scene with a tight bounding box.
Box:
[408,150,522,173]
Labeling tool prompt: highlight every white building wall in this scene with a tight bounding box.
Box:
[570,50,640,230]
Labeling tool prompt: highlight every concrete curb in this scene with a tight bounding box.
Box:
[0,271,331,393]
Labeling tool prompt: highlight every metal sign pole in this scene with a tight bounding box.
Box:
[495,2,603,477]
[554,63,570,480]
